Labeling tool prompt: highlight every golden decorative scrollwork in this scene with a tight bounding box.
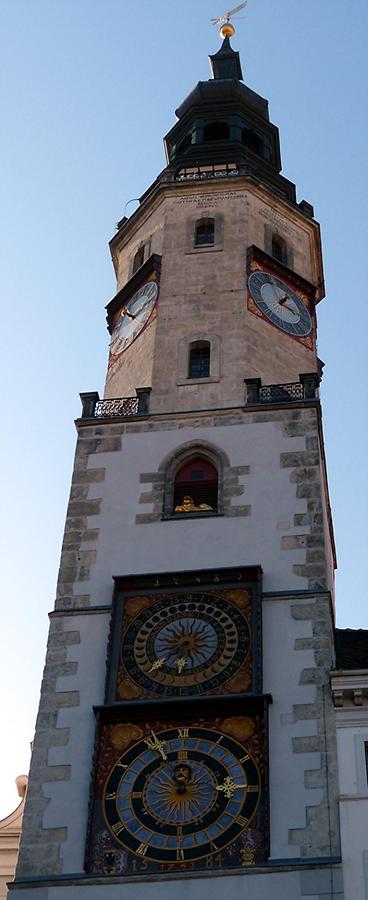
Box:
[221,716,255,740]
[111,723,143,750]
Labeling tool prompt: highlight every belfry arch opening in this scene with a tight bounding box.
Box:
[203,121,230,142]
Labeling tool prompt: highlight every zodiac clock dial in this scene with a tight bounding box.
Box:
[117,591,251,699]
[103,725,261,864]
[248,270,312,337]
[109,280,158,357]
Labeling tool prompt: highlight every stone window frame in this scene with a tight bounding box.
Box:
[194,218,215,247]
[161,441,228,520]
[185,211,224,255]
[177,332,220,386]
[136,439,251,525]
[188,340,211,378]
[173,456,218,515]
[264,224,294,269]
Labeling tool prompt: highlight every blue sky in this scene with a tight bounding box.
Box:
[0,0,367,818]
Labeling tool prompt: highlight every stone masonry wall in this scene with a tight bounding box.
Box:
[104,179,322,415]
[289,595,339,857]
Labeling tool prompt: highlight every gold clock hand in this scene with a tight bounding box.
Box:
[144,730,168,761]
[148,657,165,673]
[176,657,187,674]
[215,776,247,799]
[120,305,137,320]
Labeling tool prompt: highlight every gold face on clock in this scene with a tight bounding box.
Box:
[109,280,158,356]
[86,713,267,877]
[103,725,261,863]
[116,591,252,700]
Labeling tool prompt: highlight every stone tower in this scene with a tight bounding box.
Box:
[11,26,343,900]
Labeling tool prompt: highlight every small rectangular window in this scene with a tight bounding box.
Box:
[195,220,215,247]
[188,343,210,379]
[365,742,368,784]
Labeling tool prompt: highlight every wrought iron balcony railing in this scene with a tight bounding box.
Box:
[79,388,151,420]
[94,397,139,417]
[79,375,319,421]
[244,374,319,405]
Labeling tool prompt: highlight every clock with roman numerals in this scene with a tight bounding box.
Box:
[86,712,268,877]
[248,270,312,338]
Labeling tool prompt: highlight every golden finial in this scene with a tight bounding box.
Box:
[220,22,235,38]
[211,2,247,37]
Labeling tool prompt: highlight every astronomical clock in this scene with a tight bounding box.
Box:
[247,245,316,351]
[106,567,262,702]
[86,568,268,877]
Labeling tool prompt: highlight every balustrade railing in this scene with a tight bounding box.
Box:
[259,383,304,403]
[94,397,139,417]
[176,163,240,181]
[79,388,151,419]
[244,374,319,405]
[79,375,318,421]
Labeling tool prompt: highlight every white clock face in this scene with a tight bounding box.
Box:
[248,271,312,337]
[110,281,158,356]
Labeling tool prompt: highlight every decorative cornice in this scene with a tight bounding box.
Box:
[331,670,368,708]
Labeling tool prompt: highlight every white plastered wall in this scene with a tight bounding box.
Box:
[74,420,311,607]
[335,710,368,900]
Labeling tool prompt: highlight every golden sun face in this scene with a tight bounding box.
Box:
[143,763,217,824]
[165,626,207,657]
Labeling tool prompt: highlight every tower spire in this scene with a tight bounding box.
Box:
[209,26,243,80]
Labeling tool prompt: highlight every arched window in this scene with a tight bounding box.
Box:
[271,233,288,264]
[178,132,193,154]
[242,127,264,157]
[203,121,229,142]
[188,341,210,379]
[195,218,215,247]
[173,457,218,514]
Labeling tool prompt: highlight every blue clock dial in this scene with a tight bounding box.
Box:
[103,726,261,863]
[120,592,250,698]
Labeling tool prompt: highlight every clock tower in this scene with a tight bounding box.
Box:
[11,24,342,900]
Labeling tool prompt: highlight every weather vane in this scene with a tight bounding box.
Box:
[211,1,247,33]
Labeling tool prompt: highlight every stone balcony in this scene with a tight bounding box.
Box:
[79,374,319,421]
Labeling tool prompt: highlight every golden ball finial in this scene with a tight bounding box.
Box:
[220,21,235,39]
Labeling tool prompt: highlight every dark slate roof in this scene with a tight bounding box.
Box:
[335,629,368,670]
[175,79,269,122]
[209,35,243,81]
